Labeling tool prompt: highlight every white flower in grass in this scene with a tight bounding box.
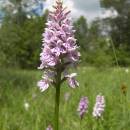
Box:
[125,68,129,73]
[24,102,30,111]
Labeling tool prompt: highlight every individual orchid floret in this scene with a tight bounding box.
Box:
[92,94,105,118]
[37,0,80,92]
[65,73,79,88]
[77,97,89,119]
[37,79,50,92]
[37,71,54,92]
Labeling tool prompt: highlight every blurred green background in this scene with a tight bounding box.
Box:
[0,0,130,130]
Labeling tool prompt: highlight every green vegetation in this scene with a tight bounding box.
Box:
[0,0,130,68]
[0,1,130,129]
[0,15,47,69]
[0,67,130,130]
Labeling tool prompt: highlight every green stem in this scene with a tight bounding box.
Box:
[80,119,82,130]
[54,70,61,130]
[54,84,60,130]
[97,118,100,130]
[110,38,122,84]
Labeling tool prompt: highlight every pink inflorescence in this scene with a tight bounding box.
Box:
[46,125,53,130]
[92,94,105,118]
[37,0,80,92]
[77,97,89,119]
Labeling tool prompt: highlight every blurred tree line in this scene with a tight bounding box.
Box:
[0,0,130,69]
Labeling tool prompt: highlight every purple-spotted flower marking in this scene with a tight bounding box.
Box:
[77,97,89,119]
[37,0,80,91]
[92,94,105,118]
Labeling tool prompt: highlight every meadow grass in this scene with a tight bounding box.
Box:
[0,67,130,130]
